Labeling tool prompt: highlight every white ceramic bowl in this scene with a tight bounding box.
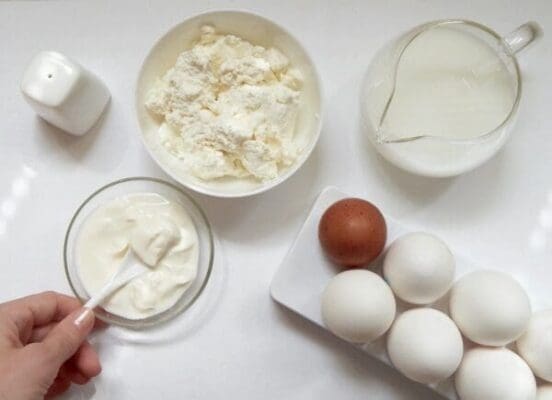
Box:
[136,10,322,198]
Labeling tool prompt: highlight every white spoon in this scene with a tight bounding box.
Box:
[84,250,149,310]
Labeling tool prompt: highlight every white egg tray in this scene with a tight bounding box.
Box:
[270,186,488,400]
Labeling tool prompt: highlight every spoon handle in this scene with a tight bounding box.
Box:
[84,281,118,309]
[84,272,134,309]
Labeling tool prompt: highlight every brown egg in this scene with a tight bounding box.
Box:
[318,198,387,268]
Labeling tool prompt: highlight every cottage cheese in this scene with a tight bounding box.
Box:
[145,25,303,181]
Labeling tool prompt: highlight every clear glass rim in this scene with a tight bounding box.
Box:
[374,18,522,145]
[63,176,215,329]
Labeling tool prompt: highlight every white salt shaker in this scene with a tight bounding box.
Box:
[21,51,110,136]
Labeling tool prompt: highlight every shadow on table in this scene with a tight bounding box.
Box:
[32,103,128,173]
[355,88,509,224]
[272,302,445,400]
[57,381,96,400]
[355,104,455,207]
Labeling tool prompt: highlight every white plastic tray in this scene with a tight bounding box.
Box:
[270,186,489,400]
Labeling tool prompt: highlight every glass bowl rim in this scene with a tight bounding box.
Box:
[63,176,215,329]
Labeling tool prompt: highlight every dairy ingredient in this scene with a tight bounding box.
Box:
[379,26,516,142]
[365,25,517,176]
[146,25,303,182]
[76,193,199,319]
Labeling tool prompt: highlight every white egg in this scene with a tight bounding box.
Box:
[517,310,552,382]
[321,269,396,343]
[449,270,531,346]
[537,385,552,400]
[455,347,536,400]
[383,232,455,304]
[387,308,463,384]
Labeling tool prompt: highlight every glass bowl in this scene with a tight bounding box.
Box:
[63,177,214,329]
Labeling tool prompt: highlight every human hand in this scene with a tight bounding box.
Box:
[0,291,101,400]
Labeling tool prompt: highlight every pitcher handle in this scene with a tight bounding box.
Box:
[503,21,543,54]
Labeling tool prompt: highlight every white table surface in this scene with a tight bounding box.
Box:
[1,1,551,399]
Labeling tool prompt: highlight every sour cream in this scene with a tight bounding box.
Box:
[76,192,199,319]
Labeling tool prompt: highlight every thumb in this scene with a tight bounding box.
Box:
[42,308,95,366]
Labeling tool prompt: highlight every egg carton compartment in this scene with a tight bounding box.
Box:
[270,186,536,400]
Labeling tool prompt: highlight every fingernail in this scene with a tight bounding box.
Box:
[74,308,94,327]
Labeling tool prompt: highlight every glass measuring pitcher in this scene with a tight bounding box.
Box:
[362,20,542,177]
